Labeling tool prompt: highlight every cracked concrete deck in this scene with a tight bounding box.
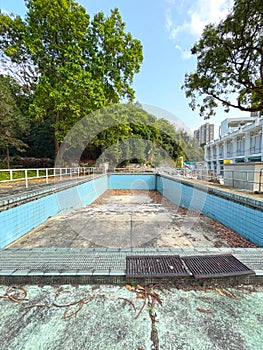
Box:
[0,284,262,350]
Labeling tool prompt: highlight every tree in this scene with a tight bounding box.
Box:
[182,0,263,119]
[0,75,29,167]
[0,0,143,155]
[77,103,187,167]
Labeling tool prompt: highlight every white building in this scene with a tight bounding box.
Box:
[194,123,214,146]
[204,113,263,174]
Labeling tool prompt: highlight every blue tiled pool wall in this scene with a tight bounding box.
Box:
[0,175,108,248]
[157,176,263,247]
[109,174,156,190]
[58,175,108,214]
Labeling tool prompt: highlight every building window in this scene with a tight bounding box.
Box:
[219,144,223,158]
[236,138,245,156]
[227,141,233,157]
[250,133,262,154]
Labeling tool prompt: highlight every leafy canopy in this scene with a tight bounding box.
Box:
[0,75,29,167]
[0,0,143,153]
[59,102,203,168]
[182,0,263,119]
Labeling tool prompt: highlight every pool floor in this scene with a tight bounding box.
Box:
[8,190,257,249]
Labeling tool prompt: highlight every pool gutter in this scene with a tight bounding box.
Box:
[0,247,262,287]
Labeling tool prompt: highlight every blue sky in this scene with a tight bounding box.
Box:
[0,0,249,137]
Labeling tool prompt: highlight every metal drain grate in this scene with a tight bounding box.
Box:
[126,255,190,278]
[181,254,255,279]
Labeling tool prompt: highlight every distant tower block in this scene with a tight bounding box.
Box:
[194,123,215,147]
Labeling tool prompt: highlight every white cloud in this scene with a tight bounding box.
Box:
[174,44,192,60]
[165,0,233,59]
[166,0,233,40]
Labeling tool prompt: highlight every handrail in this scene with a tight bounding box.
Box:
[1,166,262,192]
[158,167,263,190]
[0,167,96,189]
[259,168,263,192]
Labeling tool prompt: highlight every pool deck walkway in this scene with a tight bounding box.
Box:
[0,247,262,286]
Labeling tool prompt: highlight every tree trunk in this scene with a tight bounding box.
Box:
[54,111,60,155]
[6,146,10,169]
[54,131,60,156]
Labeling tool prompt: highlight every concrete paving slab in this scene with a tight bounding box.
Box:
[0,284,262,350]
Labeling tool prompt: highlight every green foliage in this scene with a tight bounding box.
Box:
[176,131,204,162]
[0,169,47,181]
[0,0,143,154]
[79,103,195,167]
[0,75,29,167]
[22,119,55,158]
[182,0,263,119]
[0,1,203,166]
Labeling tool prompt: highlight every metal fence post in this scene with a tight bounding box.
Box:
[130,210,133,252]
[46,168,49,184]
[25,169,28,188]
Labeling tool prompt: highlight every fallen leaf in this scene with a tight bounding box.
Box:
[125,284,133,291]
[197,308,213,313]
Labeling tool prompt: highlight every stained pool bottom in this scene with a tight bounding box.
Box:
[8,190,257,249]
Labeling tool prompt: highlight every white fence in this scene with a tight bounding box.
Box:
[0,167,96,189]
[1,166,262,192]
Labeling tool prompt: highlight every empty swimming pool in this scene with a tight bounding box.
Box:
[0,174,262,248]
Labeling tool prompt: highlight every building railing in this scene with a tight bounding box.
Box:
[0,167,96,189]
[206,145,263,161]
[158,167,221,184]
[249,146,261,154]
[159,167,263,192]
[236,149,245,156]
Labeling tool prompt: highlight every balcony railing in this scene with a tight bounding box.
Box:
[236,149,245,156]
[249,146,261,154]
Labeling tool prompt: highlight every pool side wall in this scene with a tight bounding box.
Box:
[0,175,108,248]
[157,175,263,247]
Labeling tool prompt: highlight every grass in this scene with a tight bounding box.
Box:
[0,169,53,181]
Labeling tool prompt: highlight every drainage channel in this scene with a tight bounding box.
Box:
[181,254,255,279]
[126,254,255,279]
[126,255,189,278]
[0,248,262,286]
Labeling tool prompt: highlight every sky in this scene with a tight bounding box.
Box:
[0,0,250,137]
